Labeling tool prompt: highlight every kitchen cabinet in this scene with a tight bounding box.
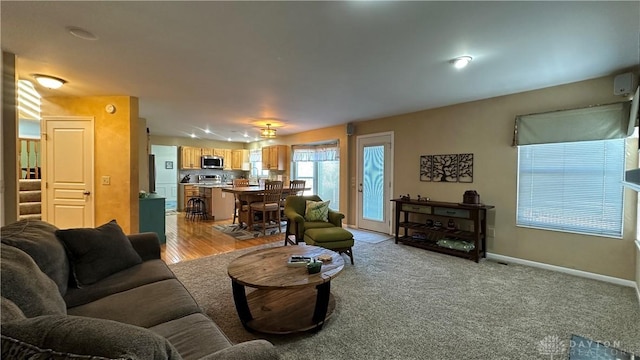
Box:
[261,145,288,170]
[232,149,249,170]
[180,184,199,211]
[213,148,226,157]
[223,149,233,170]
[180,146,201,169]
[201,148,214,157]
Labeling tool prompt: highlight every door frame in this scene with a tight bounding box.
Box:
[41,116,95,226]
[355,131,394,233]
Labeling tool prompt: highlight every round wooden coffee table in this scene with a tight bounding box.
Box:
[227,245,345,334]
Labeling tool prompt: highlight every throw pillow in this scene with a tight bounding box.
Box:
[1,219,70,295]
[305,200,330,222]
[0,244,67,318]
[56,220,142,287]
[1,315,181,360]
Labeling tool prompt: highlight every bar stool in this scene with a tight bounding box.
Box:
[232,179,249,225]
[185,197,207,221]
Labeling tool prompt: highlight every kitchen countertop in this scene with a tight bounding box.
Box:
[180,182,259,188]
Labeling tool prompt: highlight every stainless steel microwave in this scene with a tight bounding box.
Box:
[201,155,223,169]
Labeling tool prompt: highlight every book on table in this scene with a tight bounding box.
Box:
[287,256,313,267]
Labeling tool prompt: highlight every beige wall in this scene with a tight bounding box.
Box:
[150,135,247,150]
[351,75,637,280]
[42,96,140,233]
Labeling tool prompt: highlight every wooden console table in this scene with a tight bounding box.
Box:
[391,198,494,262]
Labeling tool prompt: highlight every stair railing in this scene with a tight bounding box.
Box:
[18,138,41,179]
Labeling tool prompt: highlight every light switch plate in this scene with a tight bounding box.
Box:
[101,176,111,185]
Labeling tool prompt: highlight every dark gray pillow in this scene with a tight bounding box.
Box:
[55,220,142,287]
[1,219,70,295]
[0,244,67,318]
[1,315,182,360]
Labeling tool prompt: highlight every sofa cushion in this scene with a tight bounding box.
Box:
[305,200,330,222]
[56,220,142,287]
[67,279,200,328]
[1,297,26,323]
[1,219,70,295]
[150,313,231,359]
[0,244,66,318]
[1,315,182,360]
[64,259,176,308]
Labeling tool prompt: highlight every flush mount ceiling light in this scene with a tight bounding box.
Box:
[32,74,67,89]
[451,56,473,69]
[260,124,277,138]
[67,26,98,41]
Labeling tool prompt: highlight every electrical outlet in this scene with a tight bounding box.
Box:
[488,227,495,237]
[101,176,111,185]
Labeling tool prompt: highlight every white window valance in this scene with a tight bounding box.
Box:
[513,101,632,146]
[292,142,339,162]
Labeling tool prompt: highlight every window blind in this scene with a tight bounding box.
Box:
[517,139,625,237]
[514,102,632,145]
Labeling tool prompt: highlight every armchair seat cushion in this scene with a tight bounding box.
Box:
[304,221,337,231]
[304,227,354,246]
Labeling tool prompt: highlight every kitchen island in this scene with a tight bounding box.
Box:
[196,184,236,221]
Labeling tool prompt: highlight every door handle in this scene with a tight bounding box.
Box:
[83,191,91,196]
[358,183,363,193]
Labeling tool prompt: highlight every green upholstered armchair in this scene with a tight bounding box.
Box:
[283,195,345,244]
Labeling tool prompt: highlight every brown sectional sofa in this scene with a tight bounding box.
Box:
[0,219,278,360]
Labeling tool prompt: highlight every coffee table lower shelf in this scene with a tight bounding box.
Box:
[244,287,336,334]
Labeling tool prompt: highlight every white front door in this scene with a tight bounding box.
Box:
[42,117,94,229]
[356,132,393,233]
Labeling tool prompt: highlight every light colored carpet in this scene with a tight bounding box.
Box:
[347,227,393,244]
[169,241,640,359]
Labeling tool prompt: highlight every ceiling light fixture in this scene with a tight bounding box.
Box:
[260,123,277,139]
[451,56,473,69]
[66,26,98,41]
[32,74,67,89]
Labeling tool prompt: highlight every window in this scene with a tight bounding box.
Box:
[517,139,625,237]
[291,142,340,210]
[248,149,269,180]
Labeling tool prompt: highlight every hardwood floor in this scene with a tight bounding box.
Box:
[160,213,285,264]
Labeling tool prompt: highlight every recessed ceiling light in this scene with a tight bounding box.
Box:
[32,74,67,89]
[227,138,232,142]
[204,129,211,134]
[190,133,196,138]
[67,26,98,41]
[451,56,473,69]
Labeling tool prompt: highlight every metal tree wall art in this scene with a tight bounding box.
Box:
[457,153,473,183]
[433,154,458,182]
[420,153,474,183]
[420,155,433,181]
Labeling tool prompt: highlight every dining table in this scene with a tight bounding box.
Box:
[221,185,309,229]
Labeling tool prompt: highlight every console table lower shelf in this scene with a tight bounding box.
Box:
[396,236,479,261]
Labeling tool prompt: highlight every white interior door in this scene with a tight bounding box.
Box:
[356,132,393,233]
[42,117,94,229]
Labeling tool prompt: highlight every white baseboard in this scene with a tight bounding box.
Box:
[486,253,636,289]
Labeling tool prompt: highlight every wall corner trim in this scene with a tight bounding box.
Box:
[486,253,636,288]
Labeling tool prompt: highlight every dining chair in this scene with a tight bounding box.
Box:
[249,180,284,236]
[232,179,249,225]
[289,180,306,196]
